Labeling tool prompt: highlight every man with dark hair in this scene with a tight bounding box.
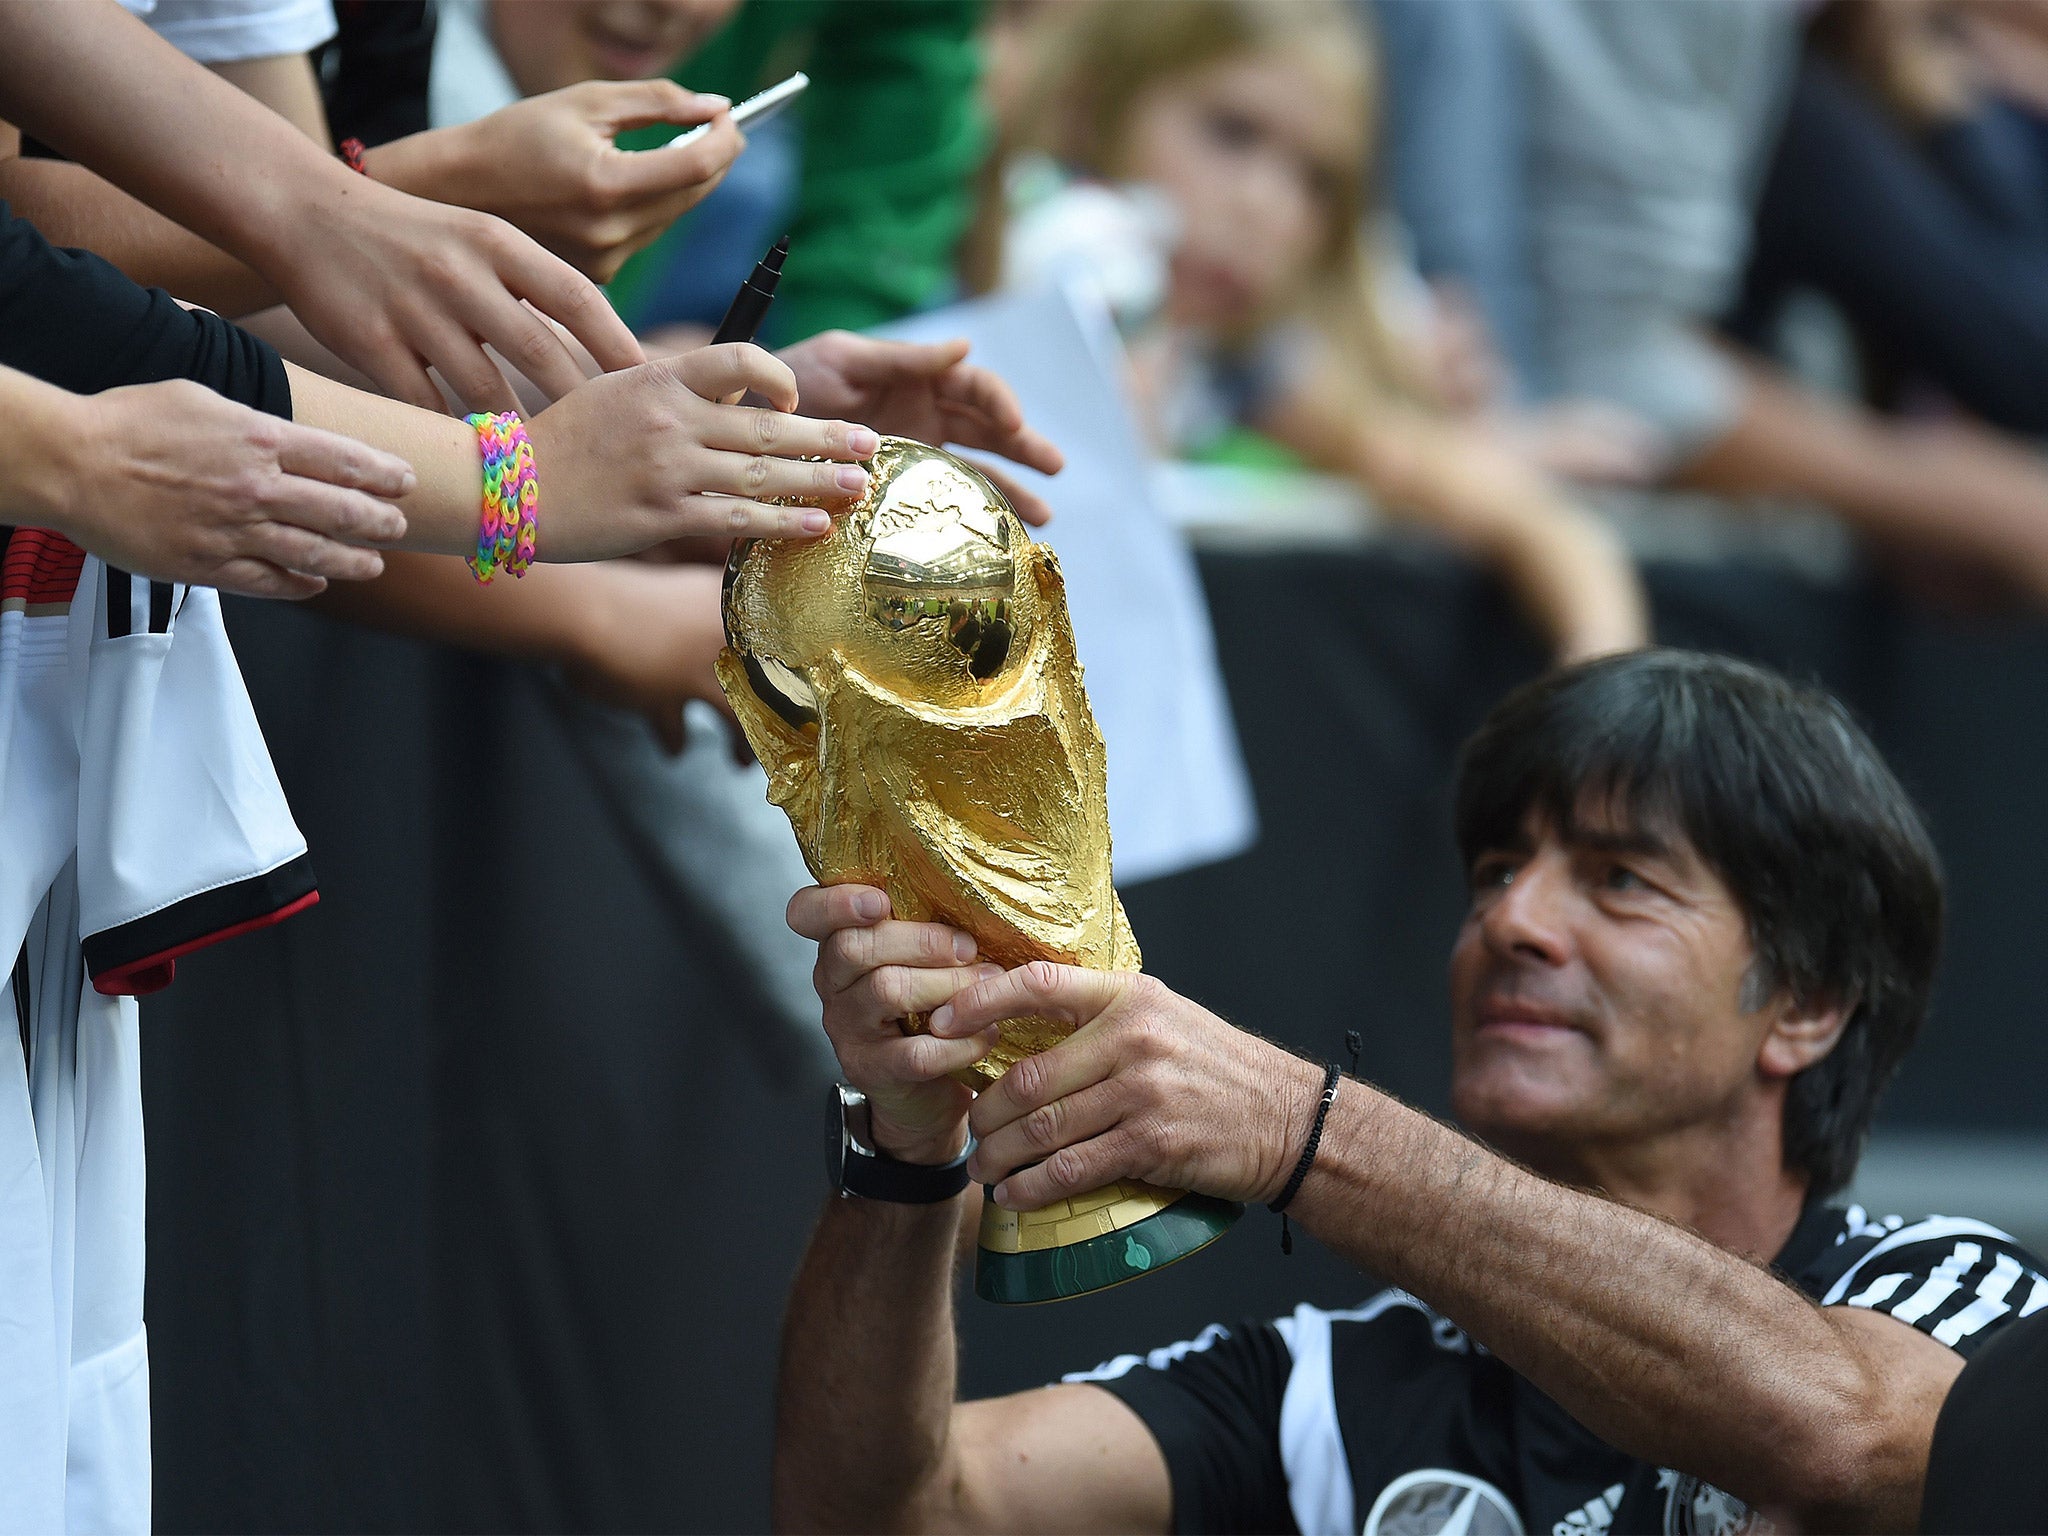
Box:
[1450,649,1945,1203]
[775,650,2044,1535]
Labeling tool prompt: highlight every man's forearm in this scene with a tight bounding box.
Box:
[1291,1089,1933,1523]
[0,156,275,316]
[773,1193,974,1532]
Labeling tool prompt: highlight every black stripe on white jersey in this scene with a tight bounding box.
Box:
[106,566,131,637]
[10,940,27,1073]
[104,567,179,638]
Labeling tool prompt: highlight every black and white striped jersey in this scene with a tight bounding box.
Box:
[1068,1201,2046,1535]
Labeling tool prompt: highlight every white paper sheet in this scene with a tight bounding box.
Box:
[876,284,1259,884]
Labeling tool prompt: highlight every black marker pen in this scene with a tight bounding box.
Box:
[711,235,790,346]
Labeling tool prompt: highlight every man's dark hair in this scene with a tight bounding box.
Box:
[1453,649,1944,1197]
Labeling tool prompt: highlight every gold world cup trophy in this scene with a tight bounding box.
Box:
[717,438,1240,1302]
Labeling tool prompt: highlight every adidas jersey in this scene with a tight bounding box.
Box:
[0,527,316,991]
[0,525,313,1531]
[1071,1201,2048,1536]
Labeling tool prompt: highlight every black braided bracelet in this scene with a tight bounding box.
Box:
[1269,1061,1343,1216]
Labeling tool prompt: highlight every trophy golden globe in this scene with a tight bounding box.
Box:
[716,437,1240,1302]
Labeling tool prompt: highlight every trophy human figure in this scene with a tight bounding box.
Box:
[716,437,1239,1301]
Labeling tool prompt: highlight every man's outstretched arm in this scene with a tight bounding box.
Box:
[774,1180,973,1531]
[1285,1083,1961,1530]
[776,1184,1166,1534]
[944,965,1969,1532]
[774,887,1171,1535]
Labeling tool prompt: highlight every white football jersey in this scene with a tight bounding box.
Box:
[0,527,313,1534]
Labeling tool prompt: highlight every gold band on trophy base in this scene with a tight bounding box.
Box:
[975,1183,1242,1304]
[716,437,1240,1303]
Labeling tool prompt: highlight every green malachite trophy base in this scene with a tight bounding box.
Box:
[974,1192,1243,1305]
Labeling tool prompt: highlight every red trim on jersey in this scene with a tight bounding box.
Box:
[0,528,87,606]
[93,889,320,996]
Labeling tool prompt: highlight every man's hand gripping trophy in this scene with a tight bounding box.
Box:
[718,439,1239,1301]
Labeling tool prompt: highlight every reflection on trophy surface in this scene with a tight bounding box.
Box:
[716,437,1238,1302]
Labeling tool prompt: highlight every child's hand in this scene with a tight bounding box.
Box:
[778,333,1065,525]
[375,81,743,284]
[524,344,879,559]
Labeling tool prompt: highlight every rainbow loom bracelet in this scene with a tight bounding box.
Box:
[505,423,538,577]
[464,412,538,582]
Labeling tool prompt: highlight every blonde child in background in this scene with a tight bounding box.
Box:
[982,0,1649,663]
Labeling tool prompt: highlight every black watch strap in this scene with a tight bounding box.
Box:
[830,1085,973,1204]
[842,1138,974,1203]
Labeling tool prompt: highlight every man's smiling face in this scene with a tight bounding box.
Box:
[1447,798,1773,1170]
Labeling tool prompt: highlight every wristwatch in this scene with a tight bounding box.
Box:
[826,1084,973,1203]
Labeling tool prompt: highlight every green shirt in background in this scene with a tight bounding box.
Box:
[608,0,987,345]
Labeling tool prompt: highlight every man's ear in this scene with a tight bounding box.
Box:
[1756,992,1854,1081]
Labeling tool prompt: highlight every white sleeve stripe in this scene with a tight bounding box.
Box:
[2020,1276,2048,1319]
[1062,1322,1232,1384]
[1845,1272,1912,1308]
[1820,1216,2022,1305]
[1890,1243,1983,1325]
[1932,1254,2027,1346]
[1278,1303,1354,1536]
[1064,1353,1142,1384]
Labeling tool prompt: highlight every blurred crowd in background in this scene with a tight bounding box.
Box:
[527,0,2048,656]
[328,0,2048,647]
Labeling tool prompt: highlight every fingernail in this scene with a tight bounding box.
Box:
[848,427,880,456]
[930,1003,955,1034]
[855,889,887,920]
[702,94,731,110]
[976,964,1003,981]
[836,465,868,492]
[993,1182,1014,1209]
[801,511,831,534]
[951,933,976,963]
